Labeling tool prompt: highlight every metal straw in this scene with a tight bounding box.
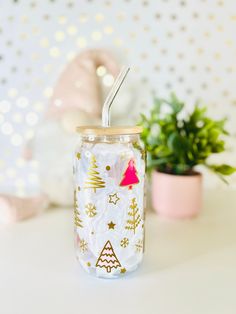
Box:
[102,66,130,127]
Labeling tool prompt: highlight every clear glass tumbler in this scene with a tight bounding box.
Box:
[73,126,145,278]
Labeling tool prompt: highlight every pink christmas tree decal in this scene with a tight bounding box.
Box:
[120,159,139,189]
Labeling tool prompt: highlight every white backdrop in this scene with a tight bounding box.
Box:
[0,0,236,196]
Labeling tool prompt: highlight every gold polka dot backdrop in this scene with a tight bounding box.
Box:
[0,0,236,195]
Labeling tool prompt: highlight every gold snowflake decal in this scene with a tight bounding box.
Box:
[79,239,88,253]
[135,239,143,252]
[85,203,97,217]
[120,237,129,248]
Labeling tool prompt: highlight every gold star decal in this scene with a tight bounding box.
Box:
[76,152,81,160]
[120,268,126,274]
[108,221,116,229]
[108,193,120,205]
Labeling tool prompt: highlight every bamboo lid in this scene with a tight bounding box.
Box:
[76,126,143,135]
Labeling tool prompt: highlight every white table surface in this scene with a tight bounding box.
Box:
[1,189,236,314]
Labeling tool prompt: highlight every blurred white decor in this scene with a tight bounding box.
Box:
[0,0,236,198]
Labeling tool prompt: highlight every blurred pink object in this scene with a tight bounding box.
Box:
[22,146,33,160]
[0,194,49,224]
[48,49,120,119]
[152,171,202,219]
[0,49,120,224]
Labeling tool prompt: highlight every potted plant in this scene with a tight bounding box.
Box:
[139,94,235,218]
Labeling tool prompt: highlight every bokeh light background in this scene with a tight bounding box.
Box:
[0,0,236,197]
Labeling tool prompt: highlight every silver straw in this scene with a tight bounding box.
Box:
[102,66,130,127]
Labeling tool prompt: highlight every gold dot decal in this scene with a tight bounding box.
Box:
[79,13,88,23]
[103,74,114,86]
[43,87,53,98]
[95,13,104,22]
[104,26,113,34]
[58,16,67,24]
[96,66,107,77]
[49,47,60,57]
[77,37,87,48]
[91,31,102,41]
[67,25,77,36]
[55,31,65,42]
[113,38,123,46]
[106,165,110,171]
[40,38,49,48]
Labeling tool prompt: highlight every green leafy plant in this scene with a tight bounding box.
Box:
[139,93,236,181]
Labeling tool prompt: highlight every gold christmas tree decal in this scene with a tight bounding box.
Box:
[74,190,83,228]
[84,154,105,192]
[125,198,141,234]
[96,240,121,273]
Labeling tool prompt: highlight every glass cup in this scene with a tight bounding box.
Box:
[73,126,145,278]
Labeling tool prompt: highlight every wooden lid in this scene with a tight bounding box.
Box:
[76,126,143,135]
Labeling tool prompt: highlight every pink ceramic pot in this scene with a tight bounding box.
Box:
[152,171,202,219]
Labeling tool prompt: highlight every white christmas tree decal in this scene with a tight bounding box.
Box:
[96,240,121,273]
